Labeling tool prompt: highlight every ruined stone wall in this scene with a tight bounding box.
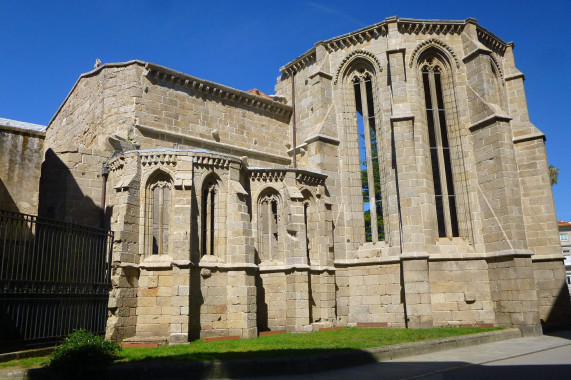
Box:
[0,126,44,214]
[134,67,292,168]
[42,63,143,227]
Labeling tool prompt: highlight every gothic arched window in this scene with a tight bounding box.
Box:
[145,172,172,256]
[201,177,219,257]
[351,68,384,242]
[421,63,459,238]
[257,190,281,262]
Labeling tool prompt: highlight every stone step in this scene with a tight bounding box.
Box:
[121,336,168,348]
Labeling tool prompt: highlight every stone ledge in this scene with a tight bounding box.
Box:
[513,132,545,144]
[357,322,389,328]
[197,262,258,271]
[203,336,240,343]
[531,254,565,262]
[468,113,512,132]
[334,257,401,267]
[259,330,287,336]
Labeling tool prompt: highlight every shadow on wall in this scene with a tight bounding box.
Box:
[0,178,18,213]
[256,274,269,332]
[38,148,103,228]
[542,283,571,332]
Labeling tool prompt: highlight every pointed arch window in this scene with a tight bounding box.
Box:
[421,64,459,238]
[258,190,281,262]
[201,178,219,257]
[352,70,384,242]
[145,173,172,255]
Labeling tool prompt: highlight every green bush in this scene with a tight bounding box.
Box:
[47,329,121,372]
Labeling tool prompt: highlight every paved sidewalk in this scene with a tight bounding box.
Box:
[245,330,571,380]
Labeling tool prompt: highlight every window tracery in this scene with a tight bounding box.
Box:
[201,178,219,257]
[421,61,459,238]
[257,190,281,262]
[350,66,384,242]
[145,173,172,256]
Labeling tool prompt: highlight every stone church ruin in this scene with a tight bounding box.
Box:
[2,17,570,344]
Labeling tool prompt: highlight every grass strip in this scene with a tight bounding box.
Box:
[119,327,502,363]
[0,327,502,369]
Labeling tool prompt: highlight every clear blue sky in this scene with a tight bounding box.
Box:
[1,0,570,220]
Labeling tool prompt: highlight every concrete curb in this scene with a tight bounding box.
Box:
[0,328,522,379]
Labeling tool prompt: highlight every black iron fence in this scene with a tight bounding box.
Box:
[0,210,113,352]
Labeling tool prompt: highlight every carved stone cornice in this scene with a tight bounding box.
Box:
[280,49,317,76]
[397,18,465,36]
[192,154,233,170]
[141,152,177,167]
[280,21,389,75]
[320,22,388,54]
[144,63,292,117]
[248,168,327,184]
[280,18,508,78]
[295,170,327,186]
[249,169,287,183]
[476,25,508,56]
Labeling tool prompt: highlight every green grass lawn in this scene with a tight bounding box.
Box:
[0,327,502,369]
[121,326,502,363]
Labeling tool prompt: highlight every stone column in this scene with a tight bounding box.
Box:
[283,172,311,332]
[169,156,193,343]
[401,257,433,328]
[387,41,432,328]
[106,154,141,341]
[225,162,257,338]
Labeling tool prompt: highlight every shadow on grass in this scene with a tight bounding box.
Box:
[24,348,377,379]
[22,356,571,380]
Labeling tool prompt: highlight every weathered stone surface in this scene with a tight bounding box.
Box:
[6,17,568,344]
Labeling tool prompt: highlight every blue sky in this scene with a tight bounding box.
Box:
[1,0,570,219]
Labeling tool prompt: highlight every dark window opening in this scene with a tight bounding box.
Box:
[422,66,459,238]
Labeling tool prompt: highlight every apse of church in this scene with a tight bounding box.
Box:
[34,17,569,343]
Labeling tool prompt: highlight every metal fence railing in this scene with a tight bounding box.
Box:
[0,210,113,352]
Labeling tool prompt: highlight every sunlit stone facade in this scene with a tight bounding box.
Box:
[34,17,570,342]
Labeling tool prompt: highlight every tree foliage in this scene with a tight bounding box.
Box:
[361,127,384,241]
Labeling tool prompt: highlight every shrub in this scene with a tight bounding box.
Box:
[47,329,121,372]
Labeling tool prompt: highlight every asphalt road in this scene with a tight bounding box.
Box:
[237,330,571,380]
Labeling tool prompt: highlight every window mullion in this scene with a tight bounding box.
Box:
[267,201,273,261]
[205,189,211,256]
[359,78,378,243]
[428,72,452,237]
[158,186,164,255]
